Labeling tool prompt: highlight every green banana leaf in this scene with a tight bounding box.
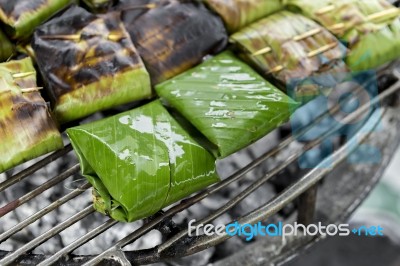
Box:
[0,57,63,173]
[32,6,152,123]
[284,0,400,70]
[0,29,14,62]
[0,0,72,40]
[67,100,219,222]
[120,0,228,85]
[230,11,348,103]
[204,0,283,33]
[156,51,299,158]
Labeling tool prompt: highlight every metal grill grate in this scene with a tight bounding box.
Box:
[1,64,400,266]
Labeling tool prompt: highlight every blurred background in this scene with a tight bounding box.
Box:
[287,147,400,266]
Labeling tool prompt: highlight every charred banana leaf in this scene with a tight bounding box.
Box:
[121,0,228,85]
[156,51,299,158]
[67,100,219,222]
[284,0,400,70]
[204,0,283,33]
[0,29,14,62]
[0,57,63,173]
[32,6,152,123]
[230,11,348,102]
[0,0,72,40]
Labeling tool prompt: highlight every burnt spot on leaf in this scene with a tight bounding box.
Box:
[121,0,228,85]
[32,6,151,123]
[0,0,71,39]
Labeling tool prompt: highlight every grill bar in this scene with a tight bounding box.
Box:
[0,145,73,193]
[0,182,90,243]
[38,219,118,266]
[0,65,398,265]
[177,108,384,259]
[156,82,391,254]
[0,164,80,217]
[0,206,95,265]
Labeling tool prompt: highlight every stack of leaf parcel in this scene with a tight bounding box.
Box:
[230,10,348,103]
[0,58,63,173]
[284,0,400,70]
[1,0,399,223]
[68,51,298,222]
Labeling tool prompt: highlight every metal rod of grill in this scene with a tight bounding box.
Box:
[0,66,399,266]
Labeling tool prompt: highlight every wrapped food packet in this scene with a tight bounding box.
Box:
[0,57,63,173]
[230,11,348,102]
[120,0,228,85]
[0,0,72,40]
[284,0,400,70]
[156,51,299,158]
[204,0,283,33]
[32,6,152,123]
[67,100,219,222]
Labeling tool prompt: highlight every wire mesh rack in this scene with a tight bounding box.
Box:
[0,63,400,265]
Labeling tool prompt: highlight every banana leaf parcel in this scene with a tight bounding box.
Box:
[67,100,219,222]
[0,57,63,173]
[156,51,299,158]
[204,0,283,33]
[0,0,72,40]
[120,0,228,85]
[230,11,348,103]
[284,0,400,70]
[32,6,152,123]
[0,29,14,62]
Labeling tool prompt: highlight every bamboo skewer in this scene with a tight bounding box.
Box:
[41,33,126,42]
[41,34,81,41]
[20,87,43,93]
[367,8,400,22]
[307,42,337,57]
[252,27,325,56]
[267,65,284,74]
[12,72,36,79]
[293,28,322,41]
[316,5,335,15]
[251,47,272,56]
[327,8,400,33]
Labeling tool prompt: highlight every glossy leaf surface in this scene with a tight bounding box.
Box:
[156,51,299,158]
[67,100,219,222]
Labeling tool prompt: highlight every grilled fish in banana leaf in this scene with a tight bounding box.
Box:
[0,57,63,173]
[32,6,152,123]
[284,0,400,70]
[156,51,299,158]
[67,100,219,222]
[0,29,14,62]
[204,0,283,33]
[121,0,228,85]
[0,0,72,40]
[230,11,348,102]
